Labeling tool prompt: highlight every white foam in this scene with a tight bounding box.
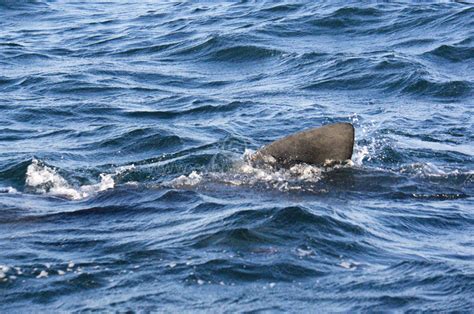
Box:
[296,248,314,257]
[24,159,131,200]
[0,187,18,194]
[36,270,48,278]
[398,162,470,179]
[78,173,115,196]
[0,265,10,273]
[215,151,326,191]
[26,159,83,199]
[166,171,202,187]
[0,265,8,280]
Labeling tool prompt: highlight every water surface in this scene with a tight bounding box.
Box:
[0,1,473,312]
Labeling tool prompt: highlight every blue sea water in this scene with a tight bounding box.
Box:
[0,0,473,311]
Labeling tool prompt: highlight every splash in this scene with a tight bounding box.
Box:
[25,159,85,200]
[352,144,370,167]
[349,114,379,167]
[166,149,327,192]
[228,150,325,191]
[24,159,131,200]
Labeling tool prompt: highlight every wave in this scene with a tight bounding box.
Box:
[0,0,50,10]
[170,35,282,62]
[93,128,184,154]
[260,4,301,13]
[188,204,368,248]
[124,101,246,120]
[301,54,472,99]
[400,78,471,98]
[424,44,474,62]
[114,42,178,57]
[309,7,382,29]
[209,45,282,62]
[186,258,324,283]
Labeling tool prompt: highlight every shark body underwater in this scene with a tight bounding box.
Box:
[252,122,355,167]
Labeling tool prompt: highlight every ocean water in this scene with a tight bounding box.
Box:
[0,0,473,311]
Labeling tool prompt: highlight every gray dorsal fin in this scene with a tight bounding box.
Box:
[254,122,354,166]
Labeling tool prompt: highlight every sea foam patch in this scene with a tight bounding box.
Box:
[24,159,132,200]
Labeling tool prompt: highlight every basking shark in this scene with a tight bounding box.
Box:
[252,122,354,167]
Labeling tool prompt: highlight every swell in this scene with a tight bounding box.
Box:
[170,35,283,62]
[300,53,472,99]
[124,101,247,120]
[0,0,50,10]
[309,7,383,30]
[188,206,372,250]
[92,128,184,154]
[379,211,473,235]
[423,44,474,62]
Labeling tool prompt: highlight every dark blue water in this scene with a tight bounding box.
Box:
[1,0,473,311]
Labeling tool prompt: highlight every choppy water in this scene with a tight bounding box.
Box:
[1,0,473,312]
